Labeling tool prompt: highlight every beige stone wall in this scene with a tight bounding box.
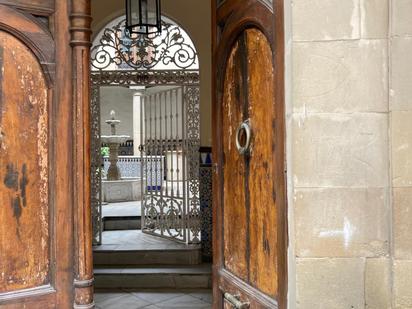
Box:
[391,0,412,307]
[288,0,412,307]
[91,0,212,146]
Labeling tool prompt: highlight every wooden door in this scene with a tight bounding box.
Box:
[212,1,287,308]
[0,1,93,308]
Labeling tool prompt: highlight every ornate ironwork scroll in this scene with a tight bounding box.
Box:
[91,86,102,245]
[91,70,200,87]
[185,86,201,243]
[140,87,200,244]
[200,162,213,260]
[91,17,198,71]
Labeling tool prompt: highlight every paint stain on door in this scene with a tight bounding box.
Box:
[0,30,50,293]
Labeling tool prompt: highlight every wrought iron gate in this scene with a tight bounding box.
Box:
[90,15,201,246]
[140,86,200,244]
[91,86,102,245]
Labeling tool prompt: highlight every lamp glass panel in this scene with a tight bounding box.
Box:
[130,0,140,25]
[128,0,160,34]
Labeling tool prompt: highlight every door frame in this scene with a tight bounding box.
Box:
[90,70,201,245]
[212,0,288,308]
[74,0,287,308]
[89,14,203,246]
[0,0,94,307]
[70,0,95,308]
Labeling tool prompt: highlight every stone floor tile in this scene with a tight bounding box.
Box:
[94,290,125,303]
[130,290,184,304]
[95,289,213,309]
[95,292,150,309]
[189,290,213,304]
[154,294,212,308]
[103,201,142,218]
[95,230,200,251]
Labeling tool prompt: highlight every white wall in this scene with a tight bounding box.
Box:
[100,86,135,137]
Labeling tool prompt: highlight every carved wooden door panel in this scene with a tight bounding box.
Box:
[0,1,93,308]
[213,1,287,308]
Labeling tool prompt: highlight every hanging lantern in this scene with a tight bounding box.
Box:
[126,0,162,35]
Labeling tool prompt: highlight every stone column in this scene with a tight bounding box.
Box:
[133,91,145,156]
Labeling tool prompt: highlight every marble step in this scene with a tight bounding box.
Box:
[94,264,212,289]
[94,247,202,266]
[103,216,141,231]
[94,230,202,266]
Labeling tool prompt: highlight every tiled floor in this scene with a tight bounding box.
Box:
[93,230,200,252]
[102,201,141,218]
[95,289,212,309]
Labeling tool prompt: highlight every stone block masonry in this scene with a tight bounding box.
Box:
[288,0,412,307]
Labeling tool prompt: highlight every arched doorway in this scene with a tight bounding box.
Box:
[90,15,202,245]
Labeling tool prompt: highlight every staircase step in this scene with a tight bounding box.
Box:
[94,248,202,266]
[103,216,141,231]
[94,265,212,289]
[94,230,202,265]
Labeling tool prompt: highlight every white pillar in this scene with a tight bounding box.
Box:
[133,91,145,156]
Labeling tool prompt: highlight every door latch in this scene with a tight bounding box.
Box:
[224,292,250,309]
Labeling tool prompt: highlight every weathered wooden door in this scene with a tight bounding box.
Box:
[212,1,287,308]
[0,1,93,308]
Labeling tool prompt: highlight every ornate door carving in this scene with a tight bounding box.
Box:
[213,0,287,308]
[0,1,93,308]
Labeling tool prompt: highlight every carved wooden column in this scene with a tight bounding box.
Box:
[70,0,94,308]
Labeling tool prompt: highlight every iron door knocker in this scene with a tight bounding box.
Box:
[236,119,251,155]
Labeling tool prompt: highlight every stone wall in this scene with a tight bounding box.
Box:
[288,0,412,307]
[391,0,412,307]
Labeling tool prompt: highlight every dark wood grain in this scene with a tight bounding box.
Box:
[0,5,55,84]
[247,28,278,297]
[213,0,287,308]
[0,1,80,308]
[53,0,75,307]
[70,0,94,307]
[0,0,54,15]
[272,2,288,308]
[219,269,279,308]
[222,37,248,281]
[0,29,50,294]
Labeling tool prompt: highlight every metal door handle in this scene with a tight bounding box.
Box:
[224,293,250,309]
[235,119,251,155]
